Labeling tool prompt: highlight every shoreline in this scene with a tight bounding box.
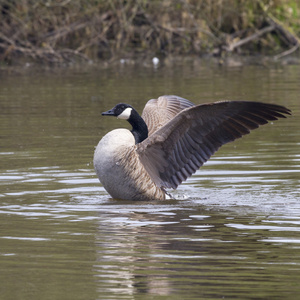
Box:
[1,1,299,67]
[1,54,299,75]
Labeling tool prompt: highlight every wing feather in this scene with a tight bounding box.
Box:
[141,95,195,136]
[137,100,291,189]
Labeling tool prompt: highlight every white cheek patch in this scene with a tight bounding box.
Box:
[117,107,132,120]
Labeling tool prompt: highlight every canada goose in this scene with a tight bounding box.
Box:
[94,95,291,201]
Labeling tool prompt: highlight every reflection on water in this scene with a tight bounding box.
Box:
[0,61,300,299]
[95,207,300,298]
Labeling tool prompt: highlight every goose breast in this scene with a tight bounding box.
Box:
[94,128,165,200]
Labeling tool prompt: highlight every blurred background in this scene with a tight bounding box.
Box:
[0,0,299,65]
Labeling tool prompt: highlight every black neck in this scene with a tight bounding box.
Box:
[127,109,148,144]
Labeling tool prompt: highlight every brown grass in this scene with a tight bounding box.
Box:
[0,0,299,64]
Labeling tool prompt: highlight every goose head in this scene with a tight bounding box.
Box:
[102,103,133,120]
[102,103,148,144]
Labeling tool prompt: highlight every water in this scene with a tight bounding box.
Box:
[0,59,300,299]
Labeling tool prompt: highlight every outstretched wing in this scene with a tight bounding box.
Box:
[137,101,291,189]
[141,95,195,136]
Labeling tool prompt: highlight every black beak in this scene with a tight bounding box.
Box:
[102,109,115,116]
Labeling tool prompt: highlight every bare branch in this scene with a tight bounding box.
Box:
[225,25,275,52]
[274,43,299,60]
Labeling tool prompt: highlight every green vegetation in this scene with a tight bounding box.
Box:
[0,0,299,64]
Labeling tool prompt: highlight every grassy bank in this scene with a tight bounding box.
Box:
[0,0,299,64]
